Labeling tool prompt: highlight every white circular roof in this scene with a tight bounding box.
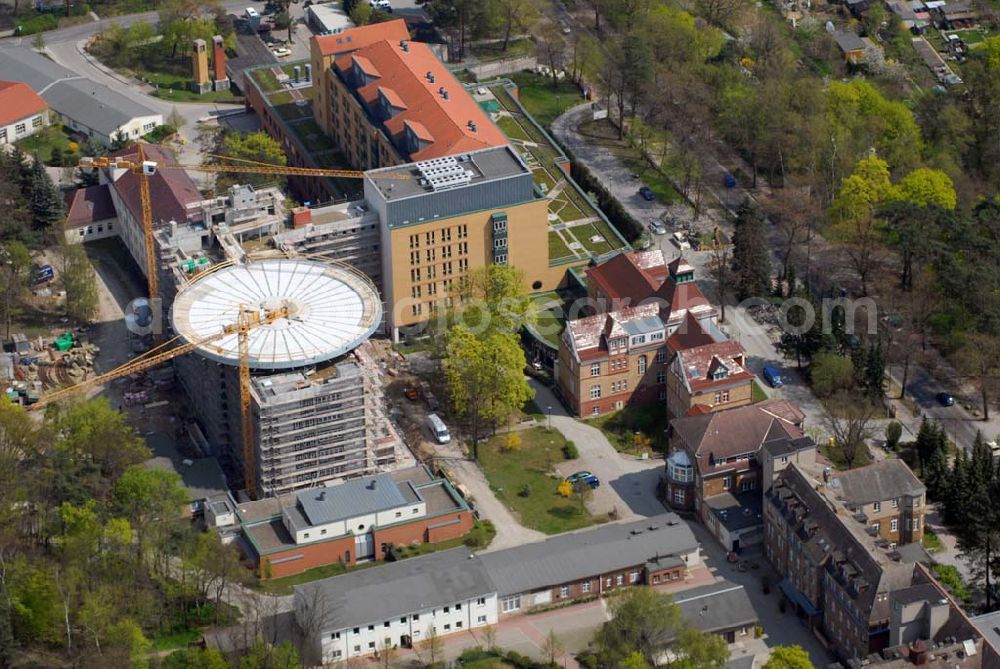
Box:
[170,258,381,370]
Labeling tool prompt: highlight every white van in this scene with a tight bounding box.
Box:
[426,413,451,444]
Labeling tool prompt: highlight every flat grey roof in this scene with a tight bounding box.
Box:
[704,492,762,533]
[366,145,529,200]
[674,581,759,634]
[0,47,158,135]
[971,610,1000,656]
[295,547,495,632]
[834,31,867,52]
[479,513,698,596]
[297,473,416,526]
[830,459,926,506]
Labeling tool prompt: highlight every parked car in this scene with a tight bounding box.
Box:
[638,186,655,202]
[723,172,737,188]
[566,471,600,489]
[403,386,418,401]
[672,231,691,251]
[936,392,955,407]
[31,264,54,285]
[648,220,667,235]
[762,366,783,388]
[426,413,451,444]
[272,47,291,57]
[369,0,392,9]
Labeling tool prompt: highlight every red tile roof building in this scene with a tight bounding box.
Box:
[63,184,118,244]
[0,80,48,144]
[310,20,507,170]
[558,251,739,417]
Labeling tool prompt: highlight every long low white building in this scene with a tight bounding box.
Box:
[294,513,702,663]
[0,46,162,146]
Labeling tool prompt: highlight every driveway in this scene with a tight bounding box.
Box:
[530,380,667,520]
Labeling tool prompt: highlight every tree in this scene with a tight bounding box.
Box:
[240,639,300,669]
[884,421,902,451]
[954,334,1000,421]
[112,466,188,572]
[0,242,31,339]
[60,243,99,323]
[830,155,893,295]
[480,623,497,651]
[29,153,65,237]
[163,647,228,669]
[672,624,729,668]
[167,106,187,131]
[572,480,593,514]
[764,645,815,669]
[863,341,886,397]
[486,0,537,51]
[424,0,483,60]
[536,23,566,87]
[348,1,372,25]
[809,352,854,397]
[778,293,834,368]
[376,637,398,669]
[419,625,443,665]
[458,264,532,335]
[541,629,565,665]
[730,199,771,299]
[694,0,750,30]
[955,435,1000,609]
[708,242,731,323]
[822,394,876,469]
[595,588,683,666]
[894,168,957,210]
[219,131,287,188]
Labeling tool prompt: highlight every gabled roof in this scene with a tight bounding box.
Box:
[667,311,718,353]
[830,459,926,507]
[314,18,411,57]
[107,144,203,226]
[675,339,752,393]
[64,184,116,229]
[586,249,668,303]
[653,274,715,325]
[563,302,663,361]
[670,399,805,475]
[295,472,413,526]
[335,39,507,162]
[834,30,867,52]
[0,79,47,126]
[674,581,759,634]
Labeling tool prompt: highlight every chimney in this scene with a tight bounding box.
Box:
[317,490,326,501]
[439,87,448,99]
[211,35,230,92]
[399,39,409,52]
[305,63,312,81]
[426,71,435,83]
[293,65,301,83]
[467,120,477,132]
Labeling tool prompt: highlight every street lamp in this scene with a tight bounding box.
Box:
[547,405,553,430]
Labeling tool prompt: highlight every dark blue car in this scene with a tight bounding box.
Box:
[566,471,600,489]
[639,186,655,201]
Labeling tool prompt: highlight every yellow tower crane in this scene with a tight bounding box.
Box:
[31,302,294,499]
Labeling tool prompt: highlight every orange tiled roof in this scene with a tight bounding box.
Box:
[586,249,669,304]
[334,39,508,161]
[0,80,47,127]
[314,19,410,56]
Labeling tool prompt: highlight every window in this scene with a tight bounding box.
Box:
[629,571,640,584]
[892,498,899,508]
[873,502,881,512]
[14,123,25,135]
[368,641,376,649]
[384,621,390,628]
[478,615,487,623]
[456,604,462,610]
[780,456,789,464]
[668,462,692,483]
[871,521,880,532]
[673,489,685,505]
[444,624,451,631]
[411,268,421,282]
[890,518,898,532]
[410,251,419,265]
[721,390,729,402]
[638,355,647,374]
[501,595,521,612]
[332,632,341,639]
[443,606,449,613]
[581,582,591,593]
[477,597,486,605]
[409,235,420,250]
[616,574,624,586]
[589,385,601,399]
[395,511,402,517]
[354,646,361,653]
[303,532,310,538]
[353,628,360,634]
[656,371,666,384]
[400,617,406,624]
[368,625,374,631]
[413,614,420,621]
[0,128,6,141]
[653,575,661,584]
[656,348,666,363]
[332,650,343,659]
[591,406,600,416]
[426,231,435,245]
[320,529,327,535]
[31,116,42,128]
[631,335,646,346]
[912,518,920,531]
[456,621,463,628]
[559,586,569,598]
[713,392,721,404]
[740,479,755,492]
[722,476,732,490]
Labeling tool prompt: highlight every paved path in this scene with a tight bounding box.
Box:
[530,379,667,520]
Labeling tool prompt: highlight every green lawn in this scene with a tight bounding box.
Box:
[289,119,335,151]
[152,628,202,652]
[470,37,535,60]
[496,114,531,142]
[569,222,614,255]
[923,529,944,553]
[16,124,78,164]
[147,70,243,103]
[589,404,667,454]
[751,381,768,403]
[508,71,586,128]
[548,231,576,261]
[479,427,602,534]
[531,305,566,348]
[274,96,313,121]
[534,167,557,193]
[553,192,587,223]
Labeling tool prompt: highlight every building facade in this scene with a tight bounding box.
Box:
[827,460,927,546]
[0,79,48,145]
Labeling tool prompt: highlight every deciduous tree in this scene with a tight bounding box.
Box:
[764,645,815,669]
[60,243,98,323]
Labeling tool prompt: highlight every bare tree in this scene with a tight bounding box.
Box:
[822,393,877,469]
[541,629,565,666]
[377,637,398,669]
[536,23,566,87]
[954,333,1000,421]
[708,241,731,323]
[480,623,497,652]
[420,625,444,666]
[771,187,816,287]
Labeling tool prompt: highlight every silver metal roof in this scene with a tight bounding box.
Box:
[170,258,381,370]
[296,473,414,526]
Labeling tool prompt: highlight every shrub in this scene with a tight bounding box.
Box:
[502,432,522,452]
[885,421,902,451]
[67,141,79,154]
[562,441,578,459]
[460,648,492,663]
[809,352,855,397]
[16,14,58,35]
[49,147,63,167]
[518,483,532,497]
[576,651,599,669]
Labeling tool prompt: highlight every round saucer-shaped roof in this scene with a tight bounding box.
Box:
[170,258,381,370]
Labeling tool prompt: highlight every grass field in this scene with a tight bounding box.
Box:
[752,381,768,403]
[479,427,602,534]
[496,114,531,142]
[588,404,667,454]
[289,119,335,152]
[16,124,77,163]
[144,69,242,103]
[531,305,566,348]
[570,222,615,255]
[508,71,586,128]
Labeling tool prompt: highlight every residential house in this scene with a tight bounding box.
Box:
[0,79,48,145]
[294,513,701,663]
[666,333,754,418]
[228,466,474,579]
[763,464,984,664]
[664,399,815,551]
[833,31,870,64]
[828,459,927,546]
[63,184,118,244]
[938,0,979,28]
[0,47,162,145]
